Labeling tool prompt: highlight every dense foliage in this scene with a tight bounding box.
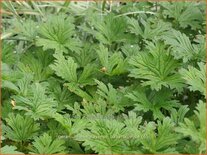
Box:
[1,1,206,154]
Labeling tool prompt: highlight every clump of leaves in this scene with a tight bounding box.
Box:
[1,1,206,154]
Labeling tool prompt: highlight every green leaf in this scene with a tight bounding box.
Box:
[175,100,206,154]
[47,78,76,111]
[3,113,39,142]
[52,113,72,135]
[50,52,78,82]
[36,14,80,53]
[2,42,16,65]
[51,52,95,85]
[52,113,88,137]
[15,74,33,96]
[72,43,97,67]
[1,145,24,154]
[127,17,171,40]
[123,111,142,133]
[75,117,128,154]
[29,133,66,154]
[96,44,127,76]
[140,117,179,153]
[129,42,183,90]
[95,80,127,112]
[18,48,53,81]
[170,105,189,125]
[79,100,115,116]
[180,62,206,97]
[13,83,57,120]
[160,2,204,30]
[13,19,38,41]
[162,30,206,62]
[126,88,180,119]
[78,64,96,85]
[82,13,127,45]
[2,63,23,91]
[96,44,108,69]
[65,82,94,102]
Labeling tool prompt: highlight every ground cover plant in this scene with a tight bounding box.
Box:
[0,1,206,154]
